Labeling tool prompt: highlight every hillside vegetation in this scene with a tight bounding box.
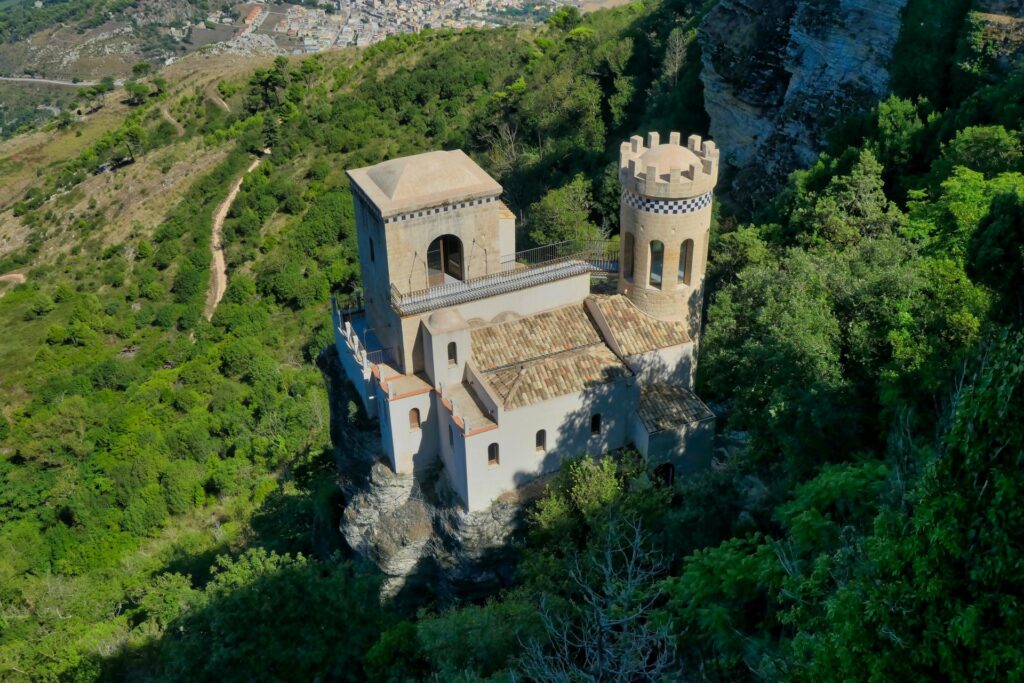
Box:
[0,0,1022,680]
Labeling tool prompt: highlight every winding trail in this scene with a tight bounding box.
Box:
[205,84,231,113]
[204,152,267,320]
[160,105,185,137]
[0,272,26,299]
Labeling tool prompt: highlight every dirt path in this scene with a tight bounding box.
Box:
[206,84,231,113]
[160,105,185,137]
[0,272,26,298]
[204,153,267,320]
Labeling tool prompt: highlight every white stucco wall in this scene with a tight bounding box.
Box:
[400,271,592,377]
[460,378,637,511]
[333,317,375,414]
[645,418,716,475]
[423,322,471,390]
[381,389,439,475]
[626,343,697,390]
[438,402,471,508]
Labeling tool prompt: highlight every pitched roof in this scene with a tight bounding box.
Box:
[347,150,502,218]
[471,304,602,372]
[637,383,715,433]
[593,295,690,356]
[484,345,629,410]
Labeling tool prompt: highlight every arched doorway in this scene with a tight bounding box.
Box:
[427,234,464,286]
[654,463,675,486]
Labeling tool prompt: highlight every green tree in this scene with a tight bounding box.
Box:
[125,81,150,107]
[158,549,388,682]
[527,174,603,247]
[967,190,1024,320]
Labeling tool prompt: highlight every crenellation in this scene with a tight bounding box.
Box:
[619,130,720,200]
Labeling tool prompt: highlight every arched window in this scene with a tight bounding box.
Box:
[536,429,547,454]
[649,240,664,288]
[409,408,421,430]
[623,233,635,280]
[447,341,458,366]
[678,239,693,286]
[590,413,602,435]
[448,424,454,446]
[488,443,500,467]
[427,234,464,286]
[369,237,375,263]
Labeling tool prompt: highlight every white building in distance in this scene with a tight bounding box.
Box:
[332,132,719,511]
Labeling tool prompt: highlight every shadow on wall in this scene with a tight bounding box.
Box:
[687,283,704,342]
[319,346,385,489]
[542,348,708,484]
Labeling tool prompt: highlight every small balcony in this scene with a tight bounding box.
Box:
[390,239,619,316]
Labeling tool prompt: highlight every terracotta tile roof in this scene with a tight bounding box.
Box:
[471,304,602,372]
[637,383,715,433]
[484,345,629,410]
[594,295,690,356]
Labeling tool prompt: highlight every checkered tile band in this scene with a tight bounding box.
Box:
[351,184,499,224]
[384,196,497,224]
[623,189,713,215]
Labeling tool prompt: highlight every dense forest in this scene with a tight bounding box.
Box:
[0,0,1022,680]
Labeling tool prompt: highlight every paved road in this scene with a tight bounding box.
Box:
[0,76,125,88]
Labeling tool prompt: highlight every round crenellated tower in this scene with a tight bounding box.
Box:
[617,131,720,336]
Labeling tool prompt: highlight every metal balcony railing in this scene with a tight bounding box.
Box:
[390,239,619,316]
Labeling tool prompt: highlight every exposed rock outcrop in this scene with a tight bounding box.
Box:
[970,1,1024,76]
[321,352,523,604]
[699,0,908,206]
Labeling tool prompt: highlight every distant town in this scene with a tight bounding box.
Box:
[203,0,566,55]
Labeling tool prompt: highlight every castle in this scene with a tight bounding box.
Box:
[332,132,719,511]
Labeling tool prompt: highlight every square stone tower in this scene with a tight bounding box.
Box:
[347,150,513,372]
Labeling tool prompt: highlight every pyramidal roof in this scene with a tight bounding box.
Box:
[348,149,502,218]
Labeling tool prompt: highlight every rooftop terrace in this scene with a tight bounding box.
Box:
[390,239,618,316]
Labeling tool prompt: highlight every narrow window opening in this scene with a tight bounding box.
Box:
[369,237,375,263]
[678,239,693,287]
[447,341,458,367]
[536,430,547,454]
[623,234,635,280]
[409,408,421,430]
[488,443,500,467]
[590,414,602,435]
[448,424,454,447]
[649,240,664,289]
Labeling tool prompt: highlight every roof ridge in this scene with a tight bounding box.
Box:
[483,341,604,375]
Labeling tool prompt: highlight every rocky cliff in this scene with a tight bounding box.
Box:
[321,353,523,604]
[699,0,909,206]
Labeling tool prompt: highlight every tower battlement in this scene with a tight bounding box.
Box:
[619,132,720,200]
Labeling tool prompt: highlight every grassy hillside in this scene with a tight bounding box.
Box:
[0,4,713,678]
[0,1,1022,680]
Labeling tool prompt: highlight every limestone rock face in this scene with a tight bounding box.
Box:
[322,353,521,603]
[699,0,908,206]
[340,459,522,601]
